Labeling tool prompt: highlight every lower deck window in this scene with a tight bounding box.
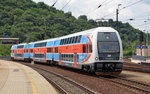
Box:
[35,54,44,58]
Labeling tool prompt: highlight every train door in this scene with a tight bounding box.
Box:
[74,52,77,68]
[52,41,55,62]
[33,49,35,62]
[59,53,61,65]
[44,52,46,63]
[22,50,24,60]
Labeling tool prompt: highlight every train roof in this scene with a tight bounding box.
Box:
[28,38,58,44]
[15,27,117,46]
[57,27,117,39]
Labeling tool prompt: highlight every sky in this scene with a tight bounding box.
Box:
[32,0,150,32]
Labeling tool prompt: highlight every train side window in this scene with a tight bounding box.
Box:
[86,44,88,53]
[62,39,64,45]
[77,54,79,62]
[67,38,69,44]
[69,37,72,44]
[65,38,67,44]
[61,54,63,60]
[89,44,92,53]
[83,45,86,53]
[66,54,67,61]
[64,54,66,61]
[63,39,65,45]
[47,48,52,53]
[66,38,68,44]
[70,54,72,62]
[24,49,26,53]
[62,54,64,60]
[78,35,82,43]
[55,47,58,53]
[75,36,78,43]
[31,49,33,53]
[72,54,74,62]
[64,54,65,61]
[68,54,70,61]
[60,40,62,45]
[63,39,66,45]
[72,37,75,43]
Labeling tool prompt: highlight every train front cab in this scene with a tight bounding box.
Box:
[94,30,123,75]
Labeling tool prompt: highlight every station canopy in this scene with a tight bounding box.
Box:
[0,38,19,44]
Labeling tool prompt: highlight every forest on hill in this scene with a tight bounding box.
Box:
[0,0,145,56]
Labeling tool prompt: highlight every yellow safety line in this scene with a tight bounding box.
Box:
[14,63,37,94]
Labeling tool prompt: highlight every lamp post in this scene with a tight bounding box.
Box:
[116,4,122,31]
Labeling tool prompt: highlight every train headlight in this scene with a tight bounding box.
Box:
[116,63,122,68]
[95,57,99,61]
[120,57,123,60]
[97,63,103,68]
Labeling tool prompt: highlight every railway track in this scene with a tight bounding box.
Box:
[23,63,96,94]
[123,62,150,73]
[101,76,150,94]
[14,60,150,94]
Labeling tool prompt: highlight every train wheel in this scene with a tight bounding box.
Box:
[95,72,101,76]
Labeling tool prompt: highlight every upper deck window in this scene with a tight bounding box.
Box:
[78,35,82,43]
[59,35,82,45]
[17,45,24,49]
[34,42,47,47]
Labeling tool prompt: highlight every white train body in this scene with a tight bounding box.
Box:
[11,27,123,75]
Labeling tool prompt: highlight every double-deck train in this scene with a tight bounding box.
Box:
[11,27,123,75]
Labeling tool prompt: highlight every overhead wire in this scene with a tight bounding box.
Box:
[52,0,58,7]
[61,0,72,10]
[135,23,150,27]
[85,0,111,15]
[122,12,150,22]
[120,0,143,11]
[100,0,143,19]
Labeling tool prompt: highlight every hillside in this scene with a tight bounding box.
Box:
[0,0,143,56]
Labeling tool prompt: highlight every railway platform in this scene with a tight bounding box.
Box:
[0,59,58,94]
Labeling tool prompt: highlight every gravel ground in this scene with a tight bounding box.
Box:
[22,62,136,94]
[34,68,89,94]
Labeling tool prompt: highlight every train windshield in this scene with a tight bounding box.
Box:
[97,32,120,53]
[98,42,119,53]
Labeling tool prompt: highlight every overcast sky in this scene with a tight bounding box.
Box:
[32,0,150,32]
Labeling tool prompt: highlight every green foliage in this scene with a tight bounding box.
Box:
[0,0,143,56]
[0,45,11,56]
